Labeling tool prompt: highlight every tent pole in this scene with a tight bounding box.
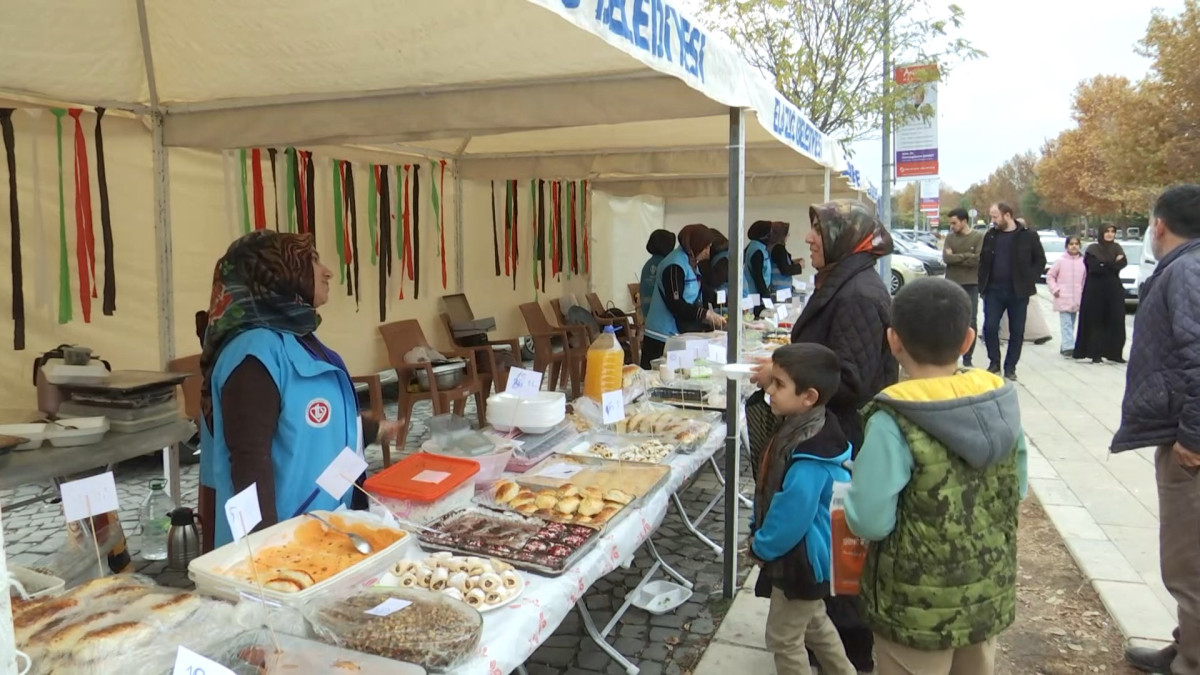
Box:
[152,113,175,366]
[453,163,464,291]
[823,167,831,203]
[723,107,745,599]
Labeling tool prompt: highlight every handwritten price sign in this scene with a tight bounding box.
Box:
[600,390,626,425]
[506,368,543,399]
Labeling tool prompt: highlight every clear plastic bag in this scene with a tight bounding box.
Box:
[306,586,482,672]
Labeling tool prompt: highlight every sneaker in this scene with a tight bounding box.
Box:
[1061,350,1074,358]
[1125,642,1176,673]
[1111,356,1127,364]
[1005,371,1018,381]
[963,360,973,368]
[1093,357,1102,364]
[988,362,1001,374]
[1033,337,1052,345]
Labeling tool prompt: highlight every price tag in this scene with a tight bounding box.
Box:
[59,472,120,523]
[793,279,808,292]
[745,294,761,309]
[225,483,263,542]
[365,598,413,617]
[665,351,693,370]
[776,305,789,322]
[412,470,452,484]
[763,298,775,309]
[776,288,792,302]
[685,340,708,361]
[174,646,236,675]
[506,367,543,399]
[707,344,728,364]
[316,447,369,500]
[601,390,626,424]
[533,462,586,480]
[716,289,727,305]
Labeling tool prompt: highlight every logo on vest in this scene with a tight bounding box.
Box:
[306,398,332,428]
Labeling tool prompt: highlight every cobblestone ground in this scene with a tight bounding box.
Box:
[1,396,754,674]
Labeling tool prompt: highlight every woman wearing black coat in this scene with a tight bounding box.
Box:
[1073,225,1128,363]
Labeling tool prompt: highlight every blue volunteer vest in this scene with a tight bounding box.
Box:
[639,255,665,321]
[710,249,730,293]
[771,249,795,293]
[645,247,700,341]
[743,240,772,297]
[200,329,359,547]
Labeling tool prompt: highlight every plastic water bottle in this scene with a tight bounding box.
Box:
[140,478,172,560]
[584,326,625,403]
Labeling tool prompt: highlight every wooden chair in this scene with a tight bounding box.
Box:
[519,302,586,398]
[438,313,521,394]
[586,292,641,366]
[378,320,486,431]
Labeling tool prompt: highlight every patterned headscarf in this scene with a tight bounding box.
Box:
[199,230,319,428]
[809,200,893,286]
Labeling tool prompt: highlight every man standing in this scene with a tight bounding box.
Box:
[1112,185,1200,675]
[978,203,1046,379]
[943,208,984,367]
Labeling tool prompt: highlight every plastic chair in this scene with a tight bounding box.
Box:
[438,312,521,393]
[519,302,585,398]
[378,320,486,431]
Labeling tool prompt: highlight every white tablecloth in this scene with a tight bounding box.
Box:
[446,424,728,675]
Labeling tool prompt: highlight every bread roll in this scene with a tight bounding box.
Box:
[605,489,634,505]
[534,490,559,510]
[501,570,521,590]
[493,480,521,504]
[515,503,539,515]
[555,496,581,515]
[594,506,621,524]
[578,497,604,517]
[557,483,580,498]
[465,588,486,607]
[430,566,450,591]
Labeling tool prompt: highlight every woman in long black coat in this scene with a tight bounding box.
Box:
[1073,225,1128,363]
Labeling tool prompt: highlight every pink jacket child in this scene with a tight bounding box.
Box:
[1047,251,1086,312]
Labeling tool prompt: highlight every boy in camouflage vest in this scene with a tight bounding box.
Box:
[845,278,1028,674]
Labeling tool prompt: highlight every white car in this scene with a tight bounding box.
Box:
[889,254,927,295]
[1040,237,1066,282]
[1134,227,1158,302]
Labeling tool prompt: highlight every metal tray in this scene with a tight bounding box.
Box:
[563,431,678,465]
[60,370,187,395]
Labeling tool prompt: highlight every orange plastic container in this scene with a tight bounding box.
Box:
[364,453,480,523]
[584,326,625,402]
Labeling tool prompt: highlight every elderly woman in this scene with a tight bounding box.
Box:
[641,224,727,368]
[199,231,401,547]
[749,200,898,672]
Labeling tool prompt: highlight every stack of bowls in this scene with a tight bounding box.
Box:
[485,391,566,434]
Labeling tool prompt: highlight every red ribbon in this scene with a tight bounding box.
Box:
[402,165,414,293]
[439,159,447,289]
[251,149,266,230]
[339,162,353,265]
[68,109,96,322]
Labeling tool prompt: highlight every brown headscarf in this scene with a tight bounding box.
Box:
[708,227,729,255]
[808,200,893,286]
[677,224,716,267]
[769,221,791,246]
[748,220,773,243]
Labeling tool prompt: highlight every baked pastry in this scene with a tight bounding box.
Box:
[575,515,594,525]
[582,486,604,501]
[594,506,621,524]
[494,480,521,504]
[555,496,581,515]
[605,489,634,505]
[510,493,536,508]
[515,503,538,515]
[578,497,605,517]
[534,490,559,510]
[557,483,580,498]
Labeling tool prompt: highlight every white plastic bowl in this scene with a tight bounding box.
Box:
[0,423,49,451]
[629,580,693,615]
[486,391,566,433]
[45,417,109,447]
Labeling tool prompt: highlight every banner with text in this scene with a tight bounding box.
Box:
[894,64,939,179]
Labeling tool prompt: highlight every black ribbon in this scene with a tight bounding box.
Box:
[345,163,360,307]
[511,180,519,291]
[490,181,501,276]
[94,108,116,316]
[413,165,421,299]
[289,147,302,232]
[0,109,23,350]
[304,150,316,239]
[268,148,279,230]
[378,165,391,322]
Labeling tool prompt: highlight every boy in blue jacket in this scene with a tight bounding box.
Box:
[749,343,856,675]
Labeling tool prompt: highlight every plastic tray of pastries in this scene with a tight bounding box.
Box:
[417,506,601,576]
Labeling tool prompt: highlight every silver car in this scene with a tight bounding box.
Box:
[1121,241,1145,306]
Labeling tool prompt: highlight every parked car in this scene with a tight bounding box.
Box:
[1125,227,1141,240]
[892,229,940,248]
[891,238,947,277]
[1121,241,1144,306]
[889,254,927,295]
[1040,237,1066,282]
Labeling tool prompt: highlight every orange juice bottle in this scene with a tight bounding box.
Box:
[584,326,625,402]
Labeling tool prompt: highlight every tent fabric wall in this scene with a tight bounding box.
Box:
[588,192,664,312]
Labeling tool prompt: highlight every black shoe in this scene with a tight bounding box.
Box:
[1034,337,1052,345]
[1061,350,1073,358]
[1005,371,1017,381]
[1093,357,1102,364]
[963,360,973,368]
[1112,356,1127,364]
[988,362,1001,374]
[1125,642,1176,673]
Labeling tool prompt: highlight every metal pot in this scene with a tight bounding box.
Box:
[414,360,466,391]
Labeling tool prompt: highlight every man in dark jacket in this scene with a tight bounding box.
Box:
[978,203,1046,379]
[1112,184,1200,675]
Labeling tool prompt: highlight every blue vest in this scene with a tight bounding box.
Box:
[639,255,665,321]
[645,247,701,341]
[710,249,730,292]
[200,329,359,547]
[771,249,795,292]
[743,240,772,297]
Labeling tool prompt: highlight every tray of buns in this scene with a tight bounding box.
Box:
[417,506,601,575]
[515,453,671,502]
[481,478,636,529]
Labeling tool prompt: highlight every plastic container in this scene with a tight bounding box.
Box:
[140,478,172,560]
[44,416,109,447]
[630,580,693,615]
[189,510,413,607]
[210,629,426,675]
[308,586,482,672]
[421,427,512,488]
[486,390,566,434]
[583,326,624,402]
[8,565,65,600]
[57,397,178,421]
[0,423,48,451]
[502,421,577,473]
[364,453,479,524]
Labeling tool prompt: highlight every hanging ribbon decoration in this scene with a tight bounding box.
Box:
[413,165,421,299]
[298,150,310,234]
[0,110,25,349]
[490,181,501,277]
[367,164,378,264]
[237,149,251,234]
[304,151,316,238]
[51,110,71,324]
[582,180,590,274]
[431,160,447,289]
[25,109,49,314]
[569,181,578,275]
[268,148,280,230]
[68,109,97,323]
[93,109,116,314]
[285,148,298,233]
[528,180,537,294]
[508,179,519,291]
[251,149,266,230]
[332,160,345,285]
[399,165,410,299]
[537,179,547,292]
[377,165,391,322]
[503,178,511,278]
[345,163,360,307]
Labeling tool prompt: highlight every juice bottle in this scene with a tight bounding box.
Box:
[584,326,625,402]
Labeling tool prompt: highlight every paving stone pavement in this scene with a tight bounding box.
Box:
[2,390,756,673]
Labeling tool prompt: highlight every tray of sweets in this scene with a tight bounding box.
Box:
[418,506,600,576]
[478,477,638,530]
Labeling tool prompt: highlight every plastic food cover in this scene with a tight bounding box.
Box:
[307,587,482,672]
[206,629,427,675]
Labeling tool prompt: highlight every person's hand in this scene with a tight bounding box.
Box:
[377,419,405,445]
[1173,442,1200,470]
[1052,289,1061,298]
[1116,254,1125,261]
[743,536,763,566]
[750,356,773,388]
[944,247,953,255]
[706,310,727,330]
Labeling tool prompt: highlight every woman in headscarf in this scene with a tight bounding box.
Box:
[1073,224,1128,363]
[768,221,804,296]
[743,220,775,315]
[699,227,730,305]
[748,200,898,672]
[198,231,402,548]
[641,224,727,368]
[638,229,677,322]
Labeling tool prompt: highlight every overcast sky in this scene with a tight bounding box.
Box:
[848,0,1185,191]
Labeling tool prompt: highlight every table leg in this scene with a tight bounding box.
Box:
[515,666,529,675]
[670,492,723,556]
[708,455,753,509]
[576,599,640,675]
[166,445,181,507]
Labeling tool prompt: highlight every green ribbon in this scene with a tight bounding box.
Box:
[238,149,250,234]
[332,160,345,285]
[51,109,71,324]
[285,148,297,233]
[367,164,378,265]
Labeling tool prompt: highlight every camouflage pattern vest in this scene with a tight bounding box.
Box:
[859,403,1020,650]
